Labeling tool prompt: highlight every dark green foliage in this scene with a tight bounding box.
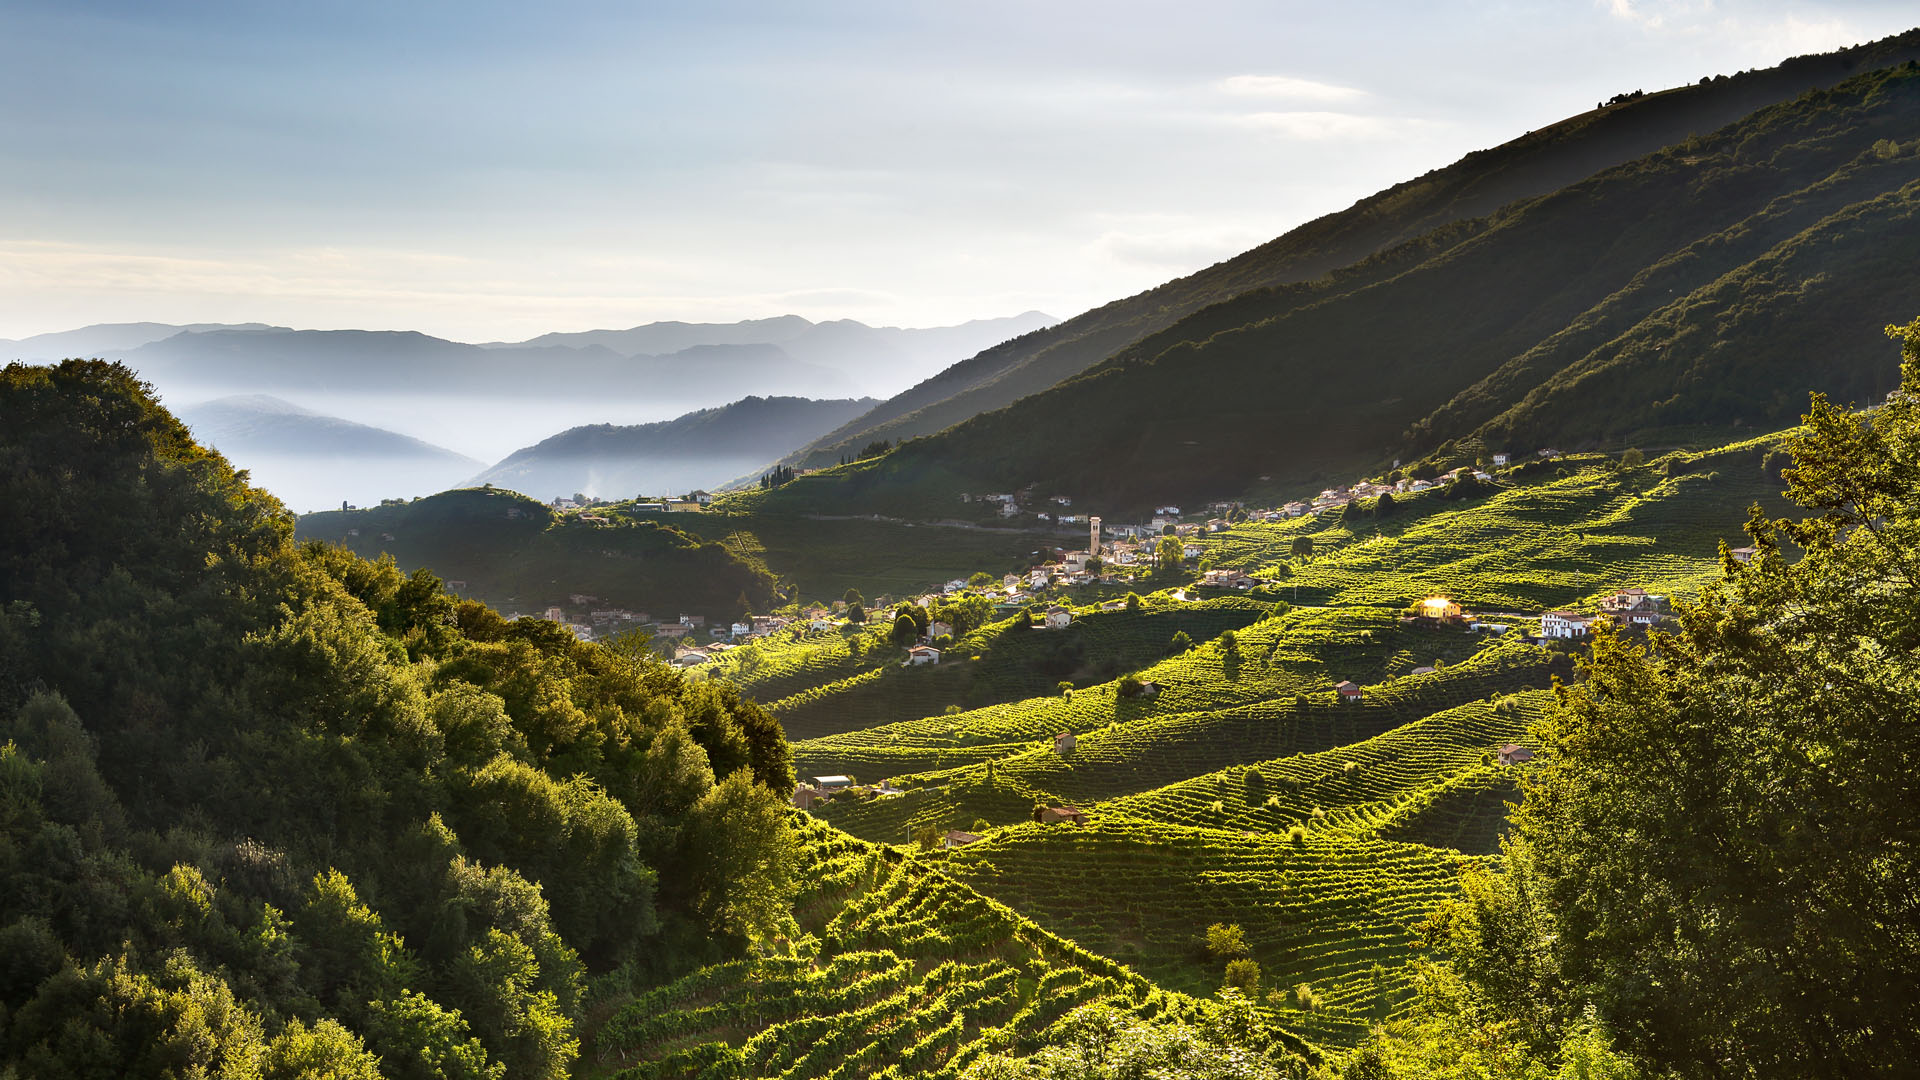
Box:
[1422,321,1920,1076]
[0,361,800,1075]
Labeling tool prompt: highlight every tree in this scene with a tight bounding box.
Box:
[843,588,863,606]
[1440,319,1920,1076]
[1219,631,1241,663]
[1289,536,1314,558]
[968,572,996,588]
[1166,631,1194,656]
[846,603,865,624]
[1618,447,1644,469]
[890,613,919,648]
[1222,959,1261,996]
[1205,922,1249,958]
[1125,592,1142,613]
[1057,681,1074,698]
[1155,536,1185,573]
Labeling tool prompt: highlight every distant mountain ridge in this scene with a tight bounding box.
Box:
[470,395,877,501]
[773,28,1920,471]
[177,394,480,465]
[6,311,1058,404]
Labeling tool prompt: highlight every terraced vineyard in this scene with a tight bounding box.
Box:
[586,817,1309,1079]
[643,429,1786,1066]
[1198,443,1791,613]
[811,645,1563,844]
[1100,691,1550,840]
[727,598,1279,742]
[789,606,1505,780]
[927,817,1473,1047]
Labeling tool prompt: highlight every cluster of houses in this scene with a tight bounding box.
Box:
[1538,587,1675,640]
[790,774,905,811]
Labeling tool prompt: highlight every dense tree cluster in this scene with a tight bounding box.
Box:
[0,362,799,1076]
[1352,321,1920,1076]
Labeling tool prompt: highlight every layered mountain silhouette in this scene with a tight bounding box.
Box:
[470,395,877,501]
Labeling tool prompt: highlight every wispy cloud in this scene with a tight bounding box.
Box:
[1215,74,1367,102]
[1231,111,1411,140]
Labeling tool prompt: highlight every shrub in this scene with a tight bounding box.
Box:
[1222,958,1262,995]
[1205,923,1249,958]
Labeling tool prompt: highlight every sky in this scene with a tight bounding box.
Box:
[2,0,1914,343]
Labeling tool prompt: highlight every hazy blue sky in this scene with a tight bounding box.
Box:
[2,1,1913,341]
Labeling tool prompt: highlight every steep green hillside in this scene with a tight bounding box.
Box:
[777,30,1920,475]
[927,819,1469,1047]
[296,489,779,620]
[740,61,1920,516]
[666,512,1047,602]
[584,816,1312,1079]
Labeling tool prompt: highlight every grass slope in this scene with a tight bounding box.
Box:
[777,31,1920,475]
[738,60,1920,517]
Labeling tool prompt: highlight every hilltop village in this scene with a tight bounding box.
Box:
[517,446,1701,670]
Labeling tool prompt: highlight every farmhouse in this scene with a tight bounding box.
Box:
[791,783,828,811]
[1540,611,1596,639]
[943,830,982,848]
[1492,453,1510,467]
[906,645,942,666]
[1044,606,1073,629]
[1498,744,1536,766]
[1052,731,1076,755]
[928,620,953,640]
[1336,680,1363,703]
[1729,545,1758,563]
[1036,806,1087,825]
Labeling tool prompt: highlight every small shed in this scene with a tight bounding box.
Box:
[1037,806,1087,825]
[943,830,982,848]
[1498,744,1536,766]
[1052,731,1076,756]
[813,775,854,792]
[1336,680,1363,703]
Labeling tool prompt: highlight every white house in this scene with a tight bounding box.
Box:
[1155,505,1182,516]
[906,645,942,666]
[1729,546,1758,564]
[1491,453,1510,467]
[1000,502,1021,518]
[730,621,752,638]
[1540,611,1596,639]
[1044,606,1073,629]
[1052,731,1076,755]
[1027,569,1052,589]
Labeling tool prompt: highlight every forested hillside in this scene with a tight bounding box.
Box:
[0,360,797,1078]
[776,29,1920,473]
[740,58,1920,516]
[295,490,780,621]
